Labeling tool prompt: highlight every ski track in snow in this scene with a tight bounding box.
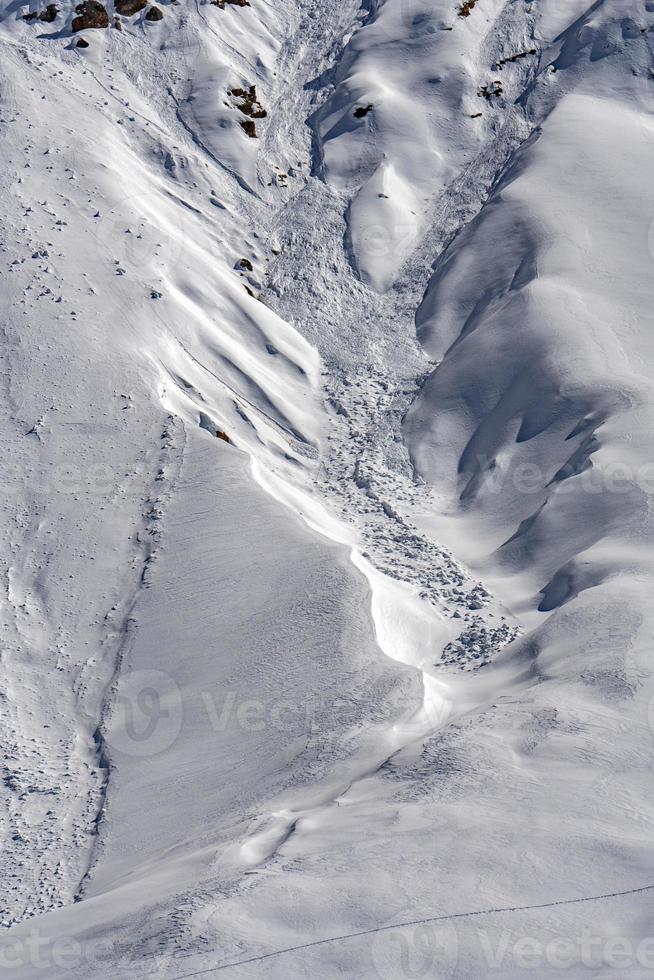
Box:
[157,881,654,978]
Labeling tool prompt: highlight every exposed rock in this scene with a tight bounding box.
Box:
[39,3,59,20]
[72,0,109,30]
[115,0,145,13]
[76,36,89,46]
[354,104,373,118]
[238,258,253,271]
[23,3,59,21]
[144,4,163,19]
[479,81,503,99]
[494,48,538,71]
[239,119,257,138]
[231,85,265,139]
[230,85,267,119]
[212,0,249,7]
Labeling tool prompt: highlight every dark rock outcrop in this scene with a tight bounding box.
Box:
[72,0,109,30]
[240,120,257,138]
[39,3,59,20]
[144,4,163,19]
[230,85,267,118]
[115,0,146,14]
[23,3,59,21]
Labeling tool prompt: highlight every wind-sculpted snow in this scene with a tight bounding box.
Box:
[1,0,654,976]
[314,0,520,291]
[406,4,654,598]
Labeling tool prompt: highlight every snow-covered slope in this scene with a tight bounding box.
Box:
[2,0,654,975]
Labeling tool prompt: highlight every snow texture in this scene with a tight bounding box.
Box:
[1,0,654,976]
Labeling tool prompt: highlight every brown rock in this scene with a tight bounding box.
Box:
[39,3,59,20]
[144,4,163,19]
[76,36,89,45]
[23,3,59,20]
[230,85,267,119]
[72,0,109,30]
[115,0,145,13]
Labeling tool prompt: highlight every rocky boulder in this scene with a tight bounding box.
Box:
[72,0,109,30]
[23,3,59,21]
[115,0,146,14]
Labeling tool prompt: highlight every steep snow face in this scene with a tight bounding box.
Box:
[314,0,518,291]
[2,0,654,976]
[0,0,328,928]
[405,2,654,607]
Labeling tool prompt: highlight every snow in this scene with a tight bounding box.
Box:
[2,0,654,975]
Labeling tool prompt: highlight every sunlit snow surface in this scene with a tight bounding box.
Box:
[1,0,654,976]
